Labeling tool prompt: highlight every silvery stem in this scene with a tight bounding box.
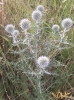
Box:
[34,21,40,59]
[12,36,17,43]
[23,30,30,46]
[37,75,44,100]
[60,32,65,43]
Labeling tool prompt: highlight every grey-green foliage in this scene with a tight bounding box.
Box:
[4,4,74,100]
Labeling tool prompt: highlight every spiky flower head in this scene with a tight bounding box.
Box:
[52,24,60,32]
[5,24,15,34]
[61,18,73,29]
[37,56,50,68]
[19,19,31,31]
[12,30,20,37]
[32,10,42,21]
[36,5,44,13]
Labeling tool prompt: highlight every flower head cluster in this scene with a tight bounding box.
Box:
[36,5,44,13]
[61,18,73,29]
[5,24,20,44]
[19,19,31,31]
[52,24,60,32]
[37,56,50,68]
[5,24,15,34]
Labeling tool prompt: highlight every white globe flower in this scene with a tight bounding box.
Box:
[37,56,50,68]
[52,24,60,32]
[32,10,42,21]
[36,5,44,13]
[19,19,31,31]
[5,24,15,34]
[61,18,73,29]
[12,30,20,37]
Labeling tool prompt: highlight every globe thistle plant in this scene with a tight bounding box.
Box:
[5,5,74,100]
[5,24,15,34]
[61,18,73,30]
[52,24,60,32]
[36,5,44,13]
[37,56,50,69]
[32,10,42,22]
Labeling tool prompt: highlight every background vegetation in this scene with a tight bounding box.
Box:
[0,0,74,100]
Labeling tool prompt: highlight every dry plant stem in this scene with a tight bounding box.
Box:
[13,89,29,100]
[1,0,7,26]
[1,73,11,100]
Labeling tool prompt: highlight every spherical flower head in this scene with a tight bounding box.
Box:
[37,56,50,68]
[12,30,20,37]
[5,24,15,34]
[52,24,60,32]
[36,5,44,13]
[32,10,42,21]
[61,18,73,29]
[19,19,31,31]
